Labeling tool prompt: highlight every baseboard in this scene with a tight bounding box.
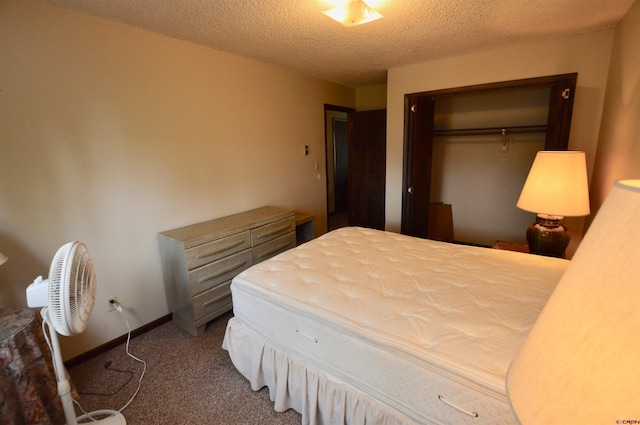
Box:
[64,313,172,369]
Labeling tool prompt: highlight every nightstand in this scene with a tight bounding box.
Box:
[295,212,315,245]
[492,240,529,253]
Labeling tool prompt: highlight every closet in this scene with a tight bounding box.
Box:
[401,73,577,246]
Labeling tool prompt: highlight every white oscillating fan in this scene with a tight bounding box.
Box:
[26,241,126,425]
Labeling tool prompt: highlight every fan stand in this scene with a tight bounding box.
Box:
[43,309,127,425]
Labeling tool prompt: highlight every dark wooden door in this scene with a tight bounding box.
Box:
[401,96,435,238]
[348,109,386,230]
[545,75,577,149]
[401,73,577,238]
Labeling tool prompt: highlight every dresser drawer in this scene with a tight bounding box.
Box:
[185,231,251,270]
[189,250,252,295]
[252,232,296,263]
[251,216,296,247]
[192,280,232,321]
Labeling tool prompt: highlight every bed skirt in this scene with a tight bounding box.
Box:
[222,317,422,425]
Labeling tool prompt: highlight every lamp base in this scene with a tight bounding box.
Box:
[526,214,570,258]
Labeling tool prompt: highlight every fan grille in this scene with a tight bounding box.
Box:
[48,242,96,336]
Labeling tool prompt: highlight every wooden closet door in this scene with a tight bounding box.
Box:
[348,109,386,230]
[545,74,577,150]
[401,96,435,238]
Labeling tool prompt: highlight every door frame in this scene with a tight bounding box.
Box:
[325,104,355,229]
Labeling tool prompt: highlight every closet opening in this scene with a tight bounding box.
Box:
[401,73,577,247]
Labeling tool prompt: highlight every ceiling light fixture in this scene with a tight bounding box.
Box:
[323,0,383,27]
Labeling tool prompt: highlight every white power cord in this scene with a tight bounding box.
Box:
[42,299,148,422]
[112,300,147,413]
[39,308,127,423]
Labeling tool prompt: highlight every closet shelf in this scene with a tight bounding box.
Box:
[433,125,547,137]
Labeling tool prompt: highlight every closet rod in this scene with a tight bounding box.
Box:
[433,125,547,137]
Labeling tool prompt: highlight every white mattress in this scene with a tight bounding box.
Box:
[224,227,569,424]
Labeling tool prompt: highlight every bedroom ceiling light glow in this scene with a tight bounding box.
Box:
[516,151,590,257]
[323,0,383,27]
[507,179,640,424]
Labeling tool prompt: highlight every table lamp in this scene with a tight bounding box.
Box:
[516,151,590,257]
[507,179,640,424]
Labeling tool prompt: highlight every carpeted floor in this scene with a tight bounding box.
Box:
[68,311,301,424]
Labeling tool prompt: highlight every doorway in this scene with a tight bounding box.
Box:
[325,105,353,231]
[325,105,387,232]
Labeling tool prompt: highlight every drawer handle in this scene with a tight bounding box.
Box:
[198,261,247,284]
[295,329,318,343]
[437,395,479,418]
[257,223,292,239]
[196,240,245,259]
[202,291,231,307]
[257,241,293,259]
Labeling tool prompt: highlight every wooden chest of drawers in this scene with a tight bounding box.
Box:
[158,206,296,336]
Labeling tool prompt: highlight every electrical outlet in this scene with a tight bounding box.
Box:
[106,296,118,312]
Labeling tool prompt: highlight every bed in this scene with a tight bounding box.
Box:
[222,227,569,424]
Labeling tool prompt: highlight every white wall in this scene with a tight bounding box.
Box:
[432,87,550,246]
[0,0,354,359]
[590,0,640,212]
[386,29,615,255]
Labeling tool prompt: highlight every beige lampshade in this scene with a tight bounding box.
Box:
[517,151,590,217]
[0,251,7,266]
[323,0,383,27]
[507,179,640,423]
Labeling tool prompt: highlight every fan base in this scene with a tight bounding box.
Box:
[77,410,126,424]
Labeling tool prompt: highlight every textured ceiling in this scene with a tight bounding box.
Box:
[38,0,634,88]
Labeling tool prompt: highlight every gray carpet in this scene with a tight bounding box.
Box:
[68,311,301,424]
